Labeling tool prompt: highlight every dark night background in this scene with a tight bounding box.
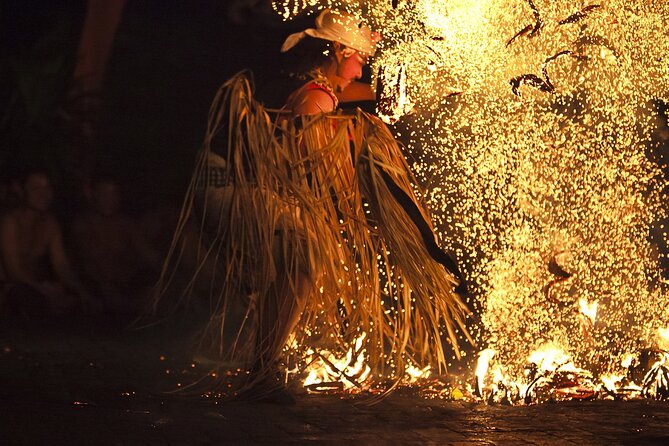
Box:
[1,0,312,215]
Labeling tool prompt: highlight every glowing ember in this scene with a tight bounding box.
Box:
[274,0,669,401]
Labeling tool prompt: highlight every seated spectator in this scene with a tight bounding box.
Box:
[0,169,91,318]
[72,176,161,314]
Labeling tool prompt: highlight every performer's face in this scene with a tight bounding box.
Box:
[336,47,367,87]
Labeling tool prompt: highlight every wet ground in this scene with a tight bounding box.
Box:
[1,316,669,445]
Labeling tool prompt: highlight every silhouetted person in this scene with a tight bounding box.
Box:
[0,169,90,318]
[72,176,160,314]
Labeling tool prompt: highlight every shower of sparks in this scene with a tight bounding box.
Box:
[274,0,669,392]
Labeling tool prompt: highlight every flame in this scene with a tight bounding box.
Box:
[405,362,431,383]
[303,333,371,391]
[600,373,624,392]
[475,348,496,394]
[299,335,431,391]
[578,298,598,324]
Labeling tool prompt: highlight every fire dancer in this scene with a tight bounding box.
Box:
[155,9,470,404]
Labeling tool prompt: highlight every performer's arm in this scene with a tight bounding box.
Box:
[337,81,375,103]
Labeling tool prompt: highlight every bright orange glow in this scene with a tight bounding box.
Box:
[275,0,669,400]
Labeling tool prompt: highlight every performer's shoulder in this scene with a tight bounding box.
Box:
[288,86,336,115]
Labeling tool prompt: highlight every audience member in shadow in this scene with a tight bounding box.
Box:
[0,169,91,319]
[72,176,161,315]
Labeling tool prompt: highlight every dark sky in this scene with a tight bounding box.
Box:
[99,0,299,209]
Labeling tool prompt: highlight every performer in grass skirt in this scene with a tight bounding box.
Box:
[154,9,470,404]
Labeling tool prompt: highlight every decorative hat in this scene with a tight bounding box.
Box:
[281,9,377,56]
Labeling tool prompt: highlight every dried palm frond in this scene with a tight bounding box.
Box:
[153,72,471,392]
